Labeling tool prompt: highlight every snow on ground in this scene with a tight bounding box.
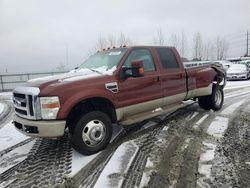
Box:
[0,141,35,174]
[0,103,4,115]
[186,112,199,121]
[0,92,12,100]
[199,142,216,162]
[94,141,139,188]
[197,142,217,187]
[139,158,154,188]
[225,80,250,89]
[207,116,229,138]
[0,122,28,151]
[193,114,209,129]
[221,100,245,115]
[70,150,99,177]
[225,90,250,99]
[69,124,124,177]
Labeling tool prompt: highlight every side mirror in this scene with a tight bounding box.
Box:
[121,60,144,79]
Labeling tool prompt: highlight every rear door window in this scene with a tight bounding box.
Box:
[156,48,179,69]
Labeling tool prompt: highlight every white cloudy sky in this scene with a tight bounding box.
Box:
[0,0,249,73]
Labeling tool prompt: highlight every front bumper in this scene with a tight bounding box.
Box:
[13,115,66,138]
[227,74,247,80]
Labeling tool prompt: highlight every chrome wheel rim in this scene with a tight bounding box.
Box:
[215,90,222,106]
[82,120,106,147]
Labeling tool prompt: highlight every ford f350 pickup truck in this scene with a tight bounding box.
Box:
[13,46,226,154]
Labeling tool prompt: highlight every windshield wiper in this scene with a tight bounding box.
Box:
[86,68,104,75]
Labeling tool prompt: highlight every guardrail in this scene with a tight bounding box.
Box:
[0,71,67,92]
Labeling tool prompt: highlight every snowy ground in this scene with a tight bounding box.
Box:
[0,81,250,187]
[0,103,4,115]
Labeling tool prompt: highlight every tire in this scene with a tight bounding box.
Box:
[198,85,224,111]
[198,96,211,110]
[69,111,113,155]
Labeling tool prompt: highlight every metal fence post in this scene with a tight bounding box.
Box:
[0,75,4,92]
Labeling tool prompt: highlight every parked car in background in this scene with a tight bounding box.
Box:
[237,60,250,68]
[226,64,250,80]
[213,60,233,71]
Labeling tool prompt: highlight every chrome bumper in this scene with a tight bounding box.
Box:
[13,115,66,138]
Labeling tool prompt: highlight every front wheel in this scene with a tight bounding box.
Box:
[198,85,224,111]
[69,111,113,155]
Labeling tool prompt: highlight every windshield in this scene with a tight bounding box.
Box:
[78,48,127,74]
[227,64,247,72]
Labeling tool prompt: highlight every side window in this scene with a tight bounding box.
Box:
[156,48,179,69]
[124,49,155,72]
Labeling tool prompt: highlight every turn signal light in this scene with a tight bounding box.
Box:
[41,103,60,109]
[139,67,144,74]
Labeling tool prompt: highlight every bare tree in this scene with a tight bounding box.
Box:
[169,34,180,50]
[107,35,116,47]
[215,36,229,60]
[203,41,211,60]
[180,32,187,58]
[193,32,203,60]
[97,35,107,50]
[117,33,132,46]
[153,28,165,46]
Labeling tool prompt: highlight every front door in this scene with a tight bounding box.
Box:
[116,48,163,120]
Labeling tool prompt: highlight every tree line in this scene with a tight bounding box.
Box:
[87,29,229,62]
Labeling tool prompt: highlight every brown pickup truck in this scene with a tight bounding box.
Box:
[13,46,226,154]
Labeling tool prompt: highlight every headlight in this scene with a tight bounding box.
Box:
[40,96,60,119]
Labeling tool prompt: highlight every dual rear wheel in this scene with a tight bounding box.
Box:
[198,85,224,111]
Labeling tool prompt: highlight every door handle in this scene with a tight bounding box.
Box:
[155,76,160,82]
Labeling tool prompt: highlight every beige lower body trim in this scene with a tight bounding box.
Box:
[13,115,66,138]
[185,83,213,99]
[116,93,186,121]
[116,84,213,122]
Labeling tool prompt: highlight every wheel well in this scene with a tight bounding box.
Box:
[66,97,117,128]
[213,70,226,88]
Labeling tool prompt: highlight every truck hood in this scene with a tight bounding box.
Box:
[26,67,116,90]
[28,67,116,82]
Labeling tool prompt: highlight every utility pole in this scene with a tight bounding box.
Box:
[247,30,249,57]
[65,43,69,71]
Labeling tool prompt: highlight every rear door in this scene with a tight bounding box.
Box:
[155,47,186,105]
[117,48,163,119]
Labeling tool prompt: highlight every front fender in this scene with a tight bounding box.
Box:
[57,89,116,119]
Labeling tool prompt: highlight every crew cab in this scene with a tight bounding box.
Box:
[13,46,226,155]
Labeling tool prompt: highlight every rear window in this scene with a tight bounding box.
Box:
[156,48,179,69]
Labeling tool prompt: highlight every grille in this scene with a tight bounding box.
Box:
[13,92,38,119]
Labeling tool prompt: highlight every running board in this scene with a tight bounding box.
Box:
[119,102,186,126]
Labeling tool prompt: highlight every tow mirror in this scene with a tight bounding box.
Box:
[121,60,144,79]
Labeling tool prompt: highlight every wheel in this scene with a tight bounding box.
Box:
[69,111,113,155]
[198,85,224,111]
[210,85,224,110]
[198,96,210,110]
